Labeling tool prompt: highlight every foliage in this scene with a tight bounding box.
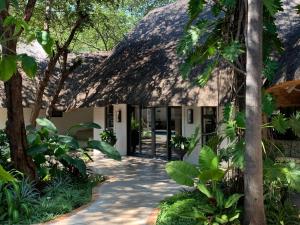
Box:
[27,118,121,179]
[170,127,200,154]
[166,146,243,224]
[100,129,117,146]
[178,0,283,87]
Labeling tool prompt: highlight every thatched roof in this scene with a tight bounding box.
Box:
[69,0,233,108]
[0,42,110,110]
[267,0,300,107]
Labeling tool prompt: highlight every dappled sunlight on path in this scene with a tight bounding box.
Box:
[46,153,182,225]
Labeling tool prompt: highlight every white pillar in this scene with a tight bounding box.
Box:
[113,104,128,156]
[182,106,202,165]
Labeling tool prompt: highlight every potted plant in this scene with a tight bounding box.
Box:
[170,135,189,160]
[171,127,200,160]
[100,129,117,146]
[131,117,140,153]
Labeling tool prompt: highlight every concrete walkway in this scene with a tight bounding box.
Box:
[47,153,182,225]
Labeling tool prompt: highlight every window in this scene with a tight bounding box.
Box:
[51,110,63,117]
[106,105,114,129]
[201,107,217,145]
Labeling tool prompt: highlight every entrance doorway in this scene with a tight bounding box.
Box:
[128,105,182,160]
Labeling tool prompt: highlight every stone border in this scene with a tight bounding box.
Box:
[146,208,160,225]
[41,177,113,225]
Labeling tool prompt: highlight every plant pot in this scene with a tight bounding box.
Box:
[172,147,187,160]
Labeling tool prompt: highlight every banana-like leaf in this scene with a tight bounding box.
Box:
[87,140,121,161]
[166,161,199,187]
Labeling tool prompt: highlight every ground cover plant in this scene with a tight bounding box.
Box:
[0,118,121,224]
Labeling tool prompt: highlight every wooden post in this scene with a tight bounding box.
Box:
[139,105,142,154]
[166,106,172,160]
[151,107,156,157]
[127,104,132,155]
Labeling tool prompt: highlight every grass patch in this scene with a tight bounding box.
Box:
[156,190,206,225]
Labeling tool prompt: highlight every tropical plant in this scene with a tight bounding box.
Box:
[27,118,121,179]
[166,146,243,224]
[170,127,200,159]
[100,129,117,146]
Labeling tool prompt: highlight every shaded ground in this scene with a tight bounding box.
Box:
[46,153,182,225]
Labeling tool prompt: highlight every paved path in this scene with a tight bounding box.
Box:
[47,153,182,225]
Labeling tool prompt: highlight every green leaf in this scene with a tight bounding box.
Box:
[262,92,276,117]
[36,31,54,56]
[225,120,236,140]
[199,145,219,170]
[221,41,244,63]
[27,144,48,156]
[36,118,57,133]
[0,165,15,183]
[272,114,289,134]
[197,60,217,87]
[67,122,101,135]
[18,54,37,78]
[229,212,240,222]
[0,55,17,81]
[223,103,234,122]
[58,135,80,149]
[232,140,245,169]
[224,194,243,208]
[263,58,278,81]
[215,187,225,208]
[289,112,300,137]
[60,155,86,176]
[235,111,245,128]
[197,183,212,198]
[87,140,121,161]
[188,0,205,22]
[263,0,281,16]
[166,161,199,187]
[215,214,229,224]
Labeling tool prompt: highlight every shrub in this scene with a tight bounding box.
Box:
[100,129,117,146]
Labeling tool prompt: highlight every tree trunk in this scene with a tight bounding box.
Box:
[3,36,36,180]
[244,0,266,224]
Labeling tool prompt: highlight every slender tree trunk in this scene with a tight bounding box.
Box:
[30,1,87,125]
[244,0,266,224]
[2,32,36,180]
[46,51,82,118]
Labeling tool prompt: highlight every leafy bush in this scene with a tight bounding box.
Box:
[27,118,121,179]
[166,146,243,224]
[100,129,117,146]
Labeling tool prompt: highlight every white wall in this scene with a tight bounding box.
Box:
[182,106,202,165]
[0,108,45,129]
[93,107,106,140]
[113,104,127,156]
[51,108,93,134]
